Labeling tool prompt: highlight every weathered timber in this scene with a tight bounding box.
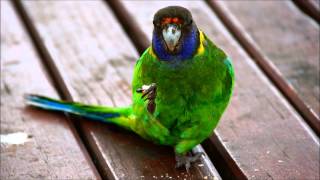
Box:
[19,1,221,179]
[207,0,320,135]
[121,1,320,179]
[0,1,100,179]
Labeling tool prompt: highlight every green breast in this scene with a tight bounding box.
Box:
[132,36,234,142]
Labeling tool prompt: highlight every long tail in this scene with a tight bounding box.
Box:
[25,94,135,130]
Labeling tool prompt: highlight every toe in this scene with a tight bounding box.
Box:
[185,162,191,173]
[190,152,204,163]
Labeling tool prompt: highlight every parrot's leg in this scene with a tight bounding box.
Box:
[136,83,157,114]
[174,139,204,171]
[175,152,204,172]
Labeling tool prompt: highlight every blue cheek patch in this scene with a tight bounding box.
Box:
[152,26,198,61]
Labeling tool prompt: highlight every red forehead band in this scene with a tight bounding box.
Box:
[161,17,183,25]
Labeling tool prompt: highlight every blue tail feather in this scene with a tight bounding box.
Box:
[25,94,73,112]
[25,94,120,122]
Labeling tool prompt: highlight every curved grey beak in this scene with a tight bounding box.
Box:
[162,24,181,52]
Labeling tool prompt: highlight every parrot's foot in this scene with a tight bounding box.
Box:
[136,83,157,114]
[175,152,204,172]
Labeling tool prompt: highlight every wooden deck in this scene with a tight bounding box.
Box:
[1,0,319,179]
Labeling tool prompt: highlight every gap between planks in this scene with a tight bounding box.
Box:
[10,0,320,179]
[12,0,222,179]
[2,1,101,179]
[11,0,107,178]
[206,0,320,136]
[106,0,225,178]
[117,0,319,179]
[106,0,249,179]
[292,0,320,23]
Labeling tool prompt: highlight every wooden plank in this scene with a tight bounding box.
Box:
[19,0,221,179]
[293,0,320,22]
[120,1,320,179]
[0,1,100,179]
[207,0,320,135]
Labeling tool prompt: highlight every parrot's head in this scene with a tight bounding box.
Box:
[152,6,200,61]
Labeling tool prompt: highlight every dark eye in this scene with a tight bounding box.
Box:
[185,19,192,26]
[153,20,161,27]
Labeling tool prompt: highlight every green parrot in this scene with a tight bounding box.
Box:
[25,6,234,170]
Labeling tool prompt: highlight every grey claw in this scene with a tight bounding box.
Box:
[136,83,157,114]
[185,162,191,173]
[175,152,203,172]
[137,83,157,100]
[190,152,204,162]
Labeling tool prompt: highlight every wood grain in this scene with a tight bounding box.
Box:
[0,1,100,179]
[121,1,320,179]
[208,0,320,135]
[20,1,221,179]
